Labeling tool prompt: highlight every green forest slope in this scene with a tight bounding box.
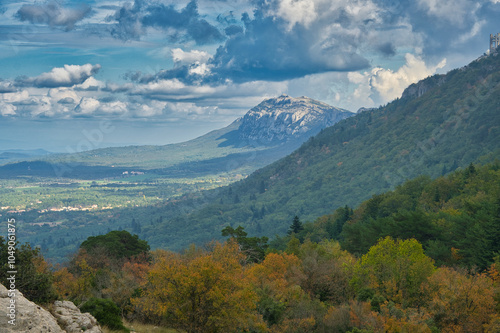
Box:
[141,52,500,250]
[280,162,500,270]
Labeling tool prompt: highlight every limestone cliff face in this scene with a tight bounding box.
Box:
[401,75,447,99]
[0,284,102,333]
[237,95,353,145]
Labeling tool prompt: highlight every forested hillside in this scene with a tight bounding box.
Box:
[141,52,500,250]
[2,163,499,332]
[276,162,500,270]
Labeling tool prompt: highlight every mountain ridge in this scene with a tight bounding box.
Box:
[234,94,352,145]
[0,95,353,179]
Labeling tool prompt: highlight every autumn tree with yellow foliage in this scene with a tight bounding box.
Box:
[134,240,262,333]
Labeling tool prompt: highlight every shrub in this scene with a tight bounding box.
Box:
[81,298,129,332]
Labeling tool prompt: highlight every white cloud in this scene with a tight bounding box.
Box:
[2,90,30,103]
[417,0,478,25]
[23,64,101,88]
[272,0,317,30]
[75,97,100,115]
[371,54,446,101]
[171,48,211,65]
[456,20,485,44]
[348,54,446,107]
[131,79,217,100]
[129,100,166,118]
[0,101,16,116]
[48,88,80,103]
[75,77,106,90]
[98,101,128,114]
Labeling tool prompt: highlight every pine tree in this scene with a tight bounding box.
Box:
[288,215,304,235]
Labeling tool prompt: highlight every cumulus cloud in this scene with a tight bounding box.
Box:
[2,90,30,103]
[348,53,446,107]
[75,97,100,115]
[48,87,80,103]
[74,77,106,91]
[137,0,382,85]
[18,64,101,88]
[0,101,16,116]
[0,80,16,93]
[16,0,92,31]
[171,48,211,65]
[269,0,317,30]
[107,0,224,44]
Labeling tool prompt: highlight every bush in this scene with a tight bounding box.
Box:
[80,298,129,332]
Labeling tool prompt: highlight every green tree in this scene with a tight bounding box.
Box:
[81,297,129,332]
[288,216,304,235]
[80,230,150,261]
[221,226,268,263]
[0,238,57,304]
[351,237,435,308]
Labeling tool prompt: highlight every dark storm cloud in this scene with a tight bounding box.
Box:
[216,11,238,25]
[209,12,369,82]
[57,97,76,104]
[224,25,243,36]
[108,0,224,44]
[143,1,223,44]
[371,0,500,56]
[129,3,370,85]
[0,80,17,93]
[377,42,396,57]
[16,1,92,31]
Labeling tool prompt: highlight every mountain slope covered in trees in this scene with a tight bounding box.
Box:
[4,164,500,332]
[141,52,500,250]
[276,162,500,270]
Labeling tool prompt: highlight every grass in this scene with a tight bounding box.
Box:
[101,320,180,333]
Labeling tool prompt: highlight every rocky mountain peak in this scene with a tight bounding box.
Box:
[237,95,353,145]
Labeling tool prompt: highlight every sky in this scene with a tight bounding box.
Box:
[0,0,499,152]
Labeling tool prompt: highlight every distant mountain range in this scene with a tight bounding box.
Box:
[0,95,353,179]
[0,149,52,165]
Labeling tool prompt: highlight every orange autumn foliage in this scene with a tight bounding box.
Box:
[246,252,304,302]
[134,240,259,333]
[427,267,496,333]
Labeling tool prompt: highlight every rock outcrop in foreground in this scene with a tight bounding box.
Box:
[0,284,102,333]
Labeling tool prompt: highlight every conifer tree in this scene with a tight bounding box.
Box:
[288,215,304,235]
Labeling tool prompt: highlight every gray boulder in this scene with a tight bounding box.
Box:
[52,300,101,333]
[0,284,102,333]
[0,283,64,332]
